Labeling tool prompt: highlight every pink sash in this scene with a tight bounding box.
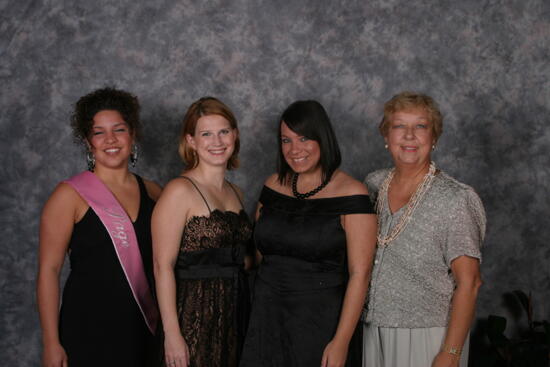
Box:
[64,171,158,334]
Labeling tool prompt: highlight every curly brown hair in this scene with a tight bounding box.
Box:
[71,87,141,144]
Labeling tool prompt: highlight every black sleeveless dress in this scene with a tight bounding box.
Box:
[59,175,157,366]
[167,177,253,367]
[239,186,375,367]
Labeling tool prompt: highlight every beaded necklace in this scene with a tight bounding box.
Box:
[376,162,436,247]
[291,173,329,199]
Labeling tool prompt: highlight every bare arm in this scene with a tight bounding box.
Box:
[432,256,482,367]
[152,180,191,367]
[322,212,377,367]
[37,184,81,367]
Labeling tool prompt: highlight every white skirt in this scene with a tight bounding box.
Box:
[362,324,469,367]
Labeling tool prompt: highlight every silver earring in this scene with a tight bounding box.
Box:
[432,144,436,151]
[384,144,388,149]
[130,144,138,167]
[86,151,95,171]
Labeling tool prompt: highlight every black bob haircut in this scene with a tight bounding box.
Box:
[277,100,342,185]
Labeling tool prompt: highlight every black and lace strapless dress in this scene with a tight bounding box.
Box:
[167,177,253,367]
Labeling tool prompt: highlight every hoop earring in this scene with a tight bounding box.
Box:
[86,151,95,172]
[130,144,138,167]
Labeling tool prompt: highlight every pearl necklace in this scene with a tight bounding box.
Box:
[376,162,437,247]
[291,173,329,199]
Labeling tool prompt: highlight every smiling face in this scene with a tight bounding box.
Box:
[88,109,133,170]
[385,108,435,168]
[280,121,321,174]
[186,114,237,168]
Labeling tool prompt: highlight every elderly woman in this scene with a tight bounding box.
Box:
[37,88,162,367]
[240,100,377,367]
[362,92,486,367]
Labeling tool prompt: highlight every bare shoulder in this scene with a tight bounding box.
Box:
[160,176,199,199]
[153,177,201,221]
[264,173,293,196]
[332,170,369,196]
[42,182,87,222]
[263,173,280,189]
[142,178,163,201]
[46,182,85,208]
[226,180,244,202]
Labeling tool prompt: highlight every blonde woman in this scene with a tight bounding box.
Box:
[153,97,252,367]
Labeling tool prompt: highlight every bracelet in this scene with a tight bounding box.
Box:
[441,344,462,356]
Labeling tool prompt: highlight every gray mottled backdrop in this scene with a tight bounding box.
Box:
[1,0,549,365]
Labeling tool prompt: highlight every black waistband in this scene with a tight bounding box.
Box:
[175,245,245,279]
[176,265,241,279]
[258,255,346,292]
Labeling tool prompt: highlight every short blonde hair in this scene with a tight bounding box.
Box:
[178,97,240,170]
[379,91,443,141]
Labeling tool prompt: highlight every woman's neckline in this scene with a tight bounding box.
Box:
[263,185,369,201]
[186,208,246,223]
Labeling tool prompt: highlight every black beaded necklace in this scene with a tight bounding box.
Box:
[291,173,329,199]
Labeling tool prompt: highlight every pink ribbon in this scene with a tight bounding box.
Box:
[65,171,158,334]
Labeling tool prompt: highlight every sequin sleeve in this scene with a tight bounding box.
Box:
[444,186,486,267]
[364,169,390,206]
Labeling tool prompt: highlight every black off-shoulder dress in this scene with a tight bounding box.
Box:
[240,186,375,367]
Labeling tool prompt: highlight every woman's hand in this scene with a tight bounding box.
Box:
[321,338,348,367]
[431,351,460,367]
[164,332,190,367]
[42,342,68,367]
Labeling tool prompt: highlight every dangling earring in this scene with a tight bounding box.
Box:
[86,151,95,172]
[432,144,436,151]
[130,144,138,167]
[384,144,388,149]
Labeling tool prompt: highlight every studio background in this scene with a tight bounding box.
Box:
[1,0,549,365]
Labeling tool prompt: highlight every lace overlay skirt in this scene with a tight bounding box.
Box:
[175,277,238,367]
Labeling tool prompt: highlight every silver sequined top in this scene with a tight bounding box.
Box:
[362,168,486,328]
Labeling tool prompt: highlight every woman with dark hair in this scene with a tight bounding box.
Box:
[362,92,485,367]
[240,100,377,367]
[37,87,162,367]
[152,97,252,367]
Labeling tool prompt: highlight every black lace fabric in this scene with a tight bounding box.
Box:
[169,209,252,367]
[181,210,249,252]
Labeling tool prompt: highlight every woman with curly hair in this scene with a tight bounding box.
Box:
[37,87,161,367]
